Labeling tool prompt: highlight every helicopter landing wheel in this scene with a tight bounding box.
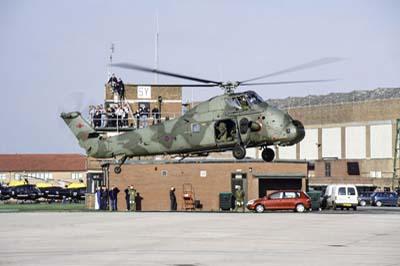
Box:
[114,166,122,174]
[233,145,246,160]
[261,148,275,162]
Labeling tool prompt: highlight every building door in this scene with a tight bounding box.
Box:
[258,178,302,198]
[231,173,247,203]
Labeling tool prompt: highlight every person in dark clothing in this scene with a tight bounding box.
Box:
[113,186,120,211]
[170,187,177,211]
[108,73,118,94]
[101,187,108,210]
[117,78,125,100]
[151,106,160,125]
[124,187,130,211]
[109,186,119,211]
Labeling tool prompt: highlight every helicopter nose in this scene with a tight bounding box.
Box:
[290,120,305,144]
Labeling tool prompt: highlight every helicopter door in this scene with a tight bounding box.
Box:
[215,119,237,147]
[237,117,251,145]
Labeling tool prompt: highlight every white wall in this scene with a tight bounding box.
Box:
[322,127,341,158]
[300,128,318,160]
[370,124,392,158]
[279,145,297,159]
[346,126,366,159]
[246,148,257,159]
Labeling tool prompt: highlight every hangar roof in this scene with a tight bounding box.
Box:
[267,87,400,109]
[0,154,86,172]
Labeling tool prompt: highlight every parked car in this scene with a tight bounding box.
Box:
[247,190,311,213]
[358,191,373,206]
[0,184,11,200]
[68,187,86,202]
[371,192,398,207]
[324,184,358,210]
[39,186,69,202]
[8,184,42,201]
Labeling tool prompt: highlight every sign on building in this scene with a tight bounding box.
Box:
[137,86,151,99]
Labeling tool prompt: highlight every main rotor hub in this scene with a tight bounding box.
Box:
[219,81,239,94]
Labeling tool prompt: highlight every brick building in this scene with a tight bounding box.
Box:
[100,159,308,211]
[105,84,183,125]
[0,154,87,186]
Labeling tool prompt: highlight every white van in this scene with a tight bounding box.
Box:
[324,184,358,210]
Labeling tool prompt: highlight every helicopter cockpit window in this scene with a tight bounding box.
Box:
[246,91,264,105]
[238,95,251,110]
[225,98,242,110]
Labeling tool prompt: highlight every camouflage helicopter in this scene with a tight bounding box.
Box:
[61,58,340,174]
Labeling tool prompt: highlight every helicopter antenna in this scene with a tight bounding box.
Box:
[154,11,159,84]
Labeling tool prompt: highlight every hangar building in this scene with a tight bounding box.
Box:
[269,87,400,192]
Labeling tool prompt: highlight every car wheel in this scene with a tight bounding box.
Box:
[376,201,383,207]
[360,200,366,206]
[255,204,265,213]
[295,204,305,213]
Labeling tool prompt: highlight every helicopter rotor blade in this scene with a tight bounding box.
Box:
[239,57,344,84]
[112,62,221,85]
[240,79,337,86]
[134,84,218,87]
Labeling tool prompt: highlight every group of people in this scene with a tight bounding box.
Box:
[95,186,120,211]
[94,185,243,212]
[87,73,167,129]
[89,104,131,128]
[89,104,165,129]
[108,73,125,101]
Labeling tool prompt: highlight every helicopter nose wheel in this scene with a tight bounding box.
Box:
[233,145,246,160]
[261,148,275,162]
[113,155,128,174]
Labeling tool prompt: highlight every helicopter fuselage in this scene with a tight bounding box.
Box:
[67,91,305,161]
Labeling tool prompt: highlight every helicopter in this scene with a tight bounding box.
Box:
[61,57,341,174]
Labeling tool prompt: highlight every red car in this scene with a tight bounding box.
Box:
[247,190,311,213]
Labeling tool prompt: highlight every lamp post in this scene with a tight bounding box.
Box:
[158,96,163,123]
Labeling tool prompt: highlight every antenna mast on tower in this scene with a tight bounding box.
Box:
[108,43,115,77]
[154,11,159,84]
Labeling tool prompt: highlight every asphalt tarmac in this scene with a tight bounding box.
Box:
[1,210,400,266]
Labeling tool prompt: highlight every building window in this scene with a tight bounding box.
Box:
[370,171,382,178]
[325,162,331,177]
[71,172,83,180]
[0,173,6,180]
[347,162,360,175]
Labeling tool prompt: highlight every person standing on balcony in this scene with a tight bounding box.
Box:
[151,106,160,125]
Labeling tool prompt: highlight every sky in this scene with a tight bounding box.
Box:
[0,0,399,154]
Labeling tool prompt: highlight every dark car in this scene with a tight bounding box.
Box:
[39,186,69,201]
[247,190,311,213]
[68,187,86,202]
[371,192,398,207]
[0,184,11,200]
[8,184,42,201]
[358,191,373,206]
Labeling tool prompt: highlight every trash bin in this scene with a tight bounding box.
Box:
[307,191,322,211]
[219,192,234,211]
